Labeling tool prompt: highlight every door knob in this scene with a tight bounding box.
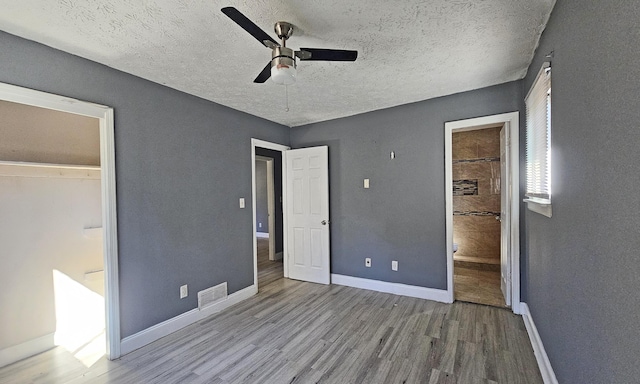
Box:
[321,220,329,225]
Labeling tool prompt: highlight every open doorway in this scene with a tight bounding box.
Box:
[252,139,332,288]
[255,155,276,261]
[445,112,521,313]
[255,151,283,288]
[0,83,119,366]
[0,99,106,367]
[251,139,289,290]
[450,125,505,307]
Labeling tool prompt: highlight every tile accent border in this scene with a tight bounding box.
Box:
[331,274,451,303]
[453,179,478,196]
[521,303,559,384]
[452,157,500,164]
[453,210,500,216]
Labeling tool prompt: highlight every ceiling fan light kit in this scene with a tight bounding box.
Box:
[221,7,357,85]
[271,46,296,85]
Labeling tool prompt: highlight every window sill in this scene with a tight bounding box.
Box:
[524,198,552,218]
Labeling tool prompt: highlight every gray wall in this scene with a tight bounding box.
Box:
[254,160,268,232]
[0,31,290,338]
[291,82,521,289]
[522,1,640,383]
[255,147,284,253]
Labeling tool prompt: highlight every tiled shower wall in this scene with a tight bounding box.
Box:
[452,127,501,263]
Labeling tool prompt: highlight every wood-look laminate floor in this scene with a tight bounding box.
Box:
[0,242,541,384]
[257,238,283,289]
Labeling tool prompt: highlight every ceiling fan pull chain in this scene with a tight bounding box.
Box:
[285,85,290,112]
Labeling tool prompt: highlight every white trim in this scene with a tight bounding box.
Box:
[444,122,455,304]
[100,107,120,358]
[0,161,101,179]
[0,333,55,368]
[0,161,100,170]
[251,139,290,288]
[521,303,559,384]
[331,274,451,303]
[0,83,121,359]
[256,232,270,238]
[0,83,112,118]
[282,151,289,279]
[524,199,552,218]
[445,112,522,314]
[120,284,257,356]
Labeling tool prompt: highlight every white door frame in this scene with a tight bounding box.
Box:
[0,83,121,358]
[255,155,276,260]
[251,139,290,287]
[444,112,522,314]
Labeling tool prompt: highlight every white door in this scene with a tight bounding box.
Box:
[500,126,512,306]
[285,146,330,284]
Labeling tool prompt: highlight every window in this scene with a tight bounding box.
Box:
[525,62,552,217]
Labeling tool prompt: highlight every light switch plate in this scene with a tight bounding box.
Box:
[392,261,398,271]
[239,198,245,208]
[364,179,370,189]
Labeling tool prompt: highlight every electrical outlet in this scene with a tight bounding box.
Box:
[392,260,398,271]
[365,258,371,267]
[259,222,262,228]
[180,284,188,299]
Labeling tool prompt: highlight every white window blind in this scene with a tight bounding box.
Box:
[525,62,551,204]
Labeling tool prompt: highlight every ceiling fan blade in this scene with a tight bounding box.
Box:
[297,48,358,61]
[253,62,272,83]
[221,7,279,48]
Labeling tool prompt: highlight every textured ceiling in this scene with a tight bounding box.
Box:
[0,0,555,127]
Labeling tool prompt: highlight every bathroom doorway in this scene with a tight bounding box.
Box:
[451,125,505,307]
[444,112,521,312]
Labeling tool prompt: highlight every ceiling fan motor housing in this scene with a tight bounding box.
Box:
[221,7,357,84]
[271,46,297,85]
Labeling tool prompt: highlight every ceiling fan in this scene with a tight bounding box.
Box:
[221,7,358,85]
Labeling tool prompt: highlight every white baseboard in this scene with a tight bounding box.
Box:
[256,232,269,238]
[0,332,54,368]
[520,303,558,384]
[274,252,283,261]
[120,284,257,356]
[331,274,450,303]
